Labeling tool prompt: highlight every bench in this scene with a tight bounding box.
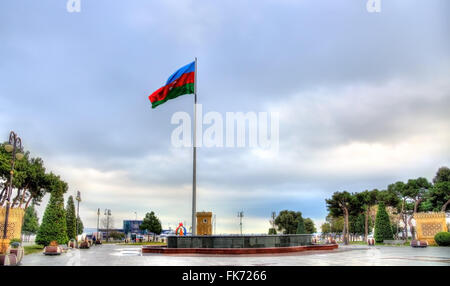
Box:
[383,240,406,245]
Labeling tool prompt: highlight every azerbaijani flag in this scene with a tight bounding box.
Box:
[148,61,195,109]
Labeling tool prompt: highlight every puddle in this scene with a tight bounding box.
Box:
[111,248,142,256]
[120,251,141,256]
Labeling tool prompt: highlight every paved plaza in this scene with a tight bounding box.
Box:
[21,244,450,266]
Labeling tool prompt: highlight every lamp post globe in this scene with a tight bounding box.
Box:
[15,152,24,160]
[4,144,13,153]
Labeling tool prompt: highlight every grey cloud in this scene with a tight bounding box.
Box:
[1,0,449,230]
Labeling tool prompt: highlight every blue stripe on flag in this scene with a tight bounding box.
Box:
[166,61,195,85]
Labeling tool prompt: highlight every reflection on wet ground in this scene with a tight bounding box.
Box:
[22,244,450,266]
[111,248,142,256]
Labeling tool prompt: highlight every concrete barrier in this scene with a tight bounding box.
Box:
[168,234,313,249]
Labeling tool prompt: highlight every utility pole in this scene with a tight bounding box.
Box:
[237,211,244,235]
[104,209,111,242]
[271,211,276,229]
[107,214,109,242]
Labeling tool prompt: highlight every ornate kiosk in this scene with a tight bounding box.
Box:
[414,212,448,245]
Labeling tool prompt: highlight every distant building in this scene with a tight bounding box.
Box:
[123,220,146,235]
[98,228,124,241]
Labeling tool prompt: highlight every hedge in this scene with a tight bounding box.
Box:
[434,232,450,246]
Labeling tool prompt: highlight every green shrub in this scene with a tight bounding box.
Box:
[434,232,450,246]
[9,238,22,244]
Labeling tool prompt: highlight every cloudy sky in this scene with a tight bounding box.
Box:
[1,0,449,233]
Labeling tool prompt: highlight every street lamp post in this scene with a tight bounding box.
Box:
[237,211,244,235]
[2,131,24,242]
[97,208,100,241]
[75,191,81,248]
[104,209,111,242]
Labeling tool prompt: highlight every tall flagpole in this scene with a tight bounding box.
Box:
[192,57,198,235]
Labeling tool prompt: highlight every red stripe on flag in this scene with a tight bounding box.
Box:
[149,72,195,103]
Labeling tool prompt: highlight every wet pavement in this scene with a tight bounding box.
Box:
[21,244,450,266]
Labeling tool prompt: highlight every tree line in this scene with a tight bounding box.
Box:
[323,166,450,244]
[23,190,85,246]
[1,142,84,245]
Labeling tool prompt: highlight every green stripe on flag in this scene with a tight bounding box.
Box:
[152,83,194,109]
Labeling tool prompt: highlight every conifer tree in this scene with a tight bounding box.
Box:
[65,196,77,240]
[35,174,69,246]
[374,202,393,243]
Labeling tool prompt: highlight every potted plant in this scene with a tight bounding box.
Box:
[8,239,24,263]
[68,239,76,248]
[43,241,62,255]
[79,237,90,249]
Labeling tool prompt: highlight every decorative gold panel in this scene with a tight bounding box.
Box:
[0,208,25,240]
[196,212,212,235]
[414,212,447,245]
